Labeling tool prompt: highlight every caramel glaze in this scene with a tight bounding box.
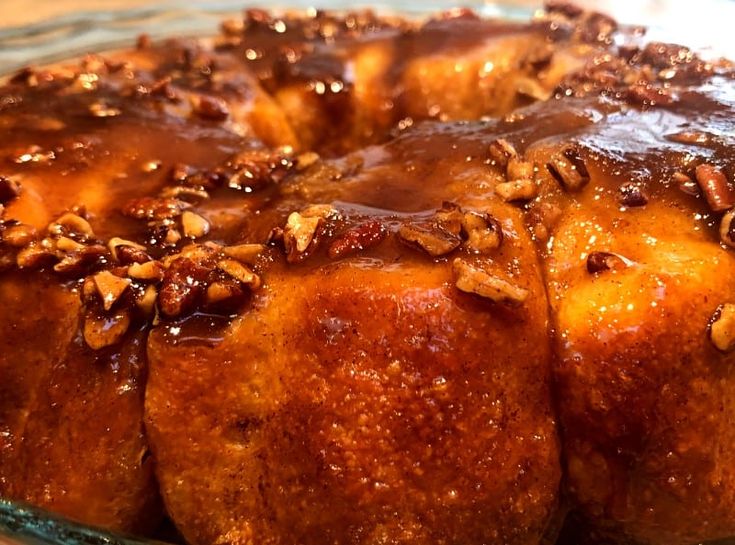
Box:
[1,3,735,545]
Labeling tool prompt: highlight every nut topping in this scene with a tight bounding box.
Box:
[398,222,461,257]
[282,210,328,262]
[452,258,528,304]
[108,237,150,264]
[193,95,229,121]
[84,309,131,350]
[181,211,210,239]
[710,304,735,353]
[158,257,210,317]
[136,285,158,316]
[547,147,590,191]
[217,259,261,288]
[222,244,265,264]
[695,164,734,212]
[462,212,503,253]
[328,220,387,259]
[618,182,648,207]
[92,270,131,311]
[673,171,699,196]
[128,260,164,281]
[487,138,517,168]
[122,197,192,221]
[2,223,37,247]
[49,212,94,237]
[719,209,735,249]
[507,158,535,181]
[495,179,538,202]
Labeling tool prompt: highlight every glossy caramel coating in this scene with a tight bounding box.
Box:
[146,126,560,545]
[0,38,292,531]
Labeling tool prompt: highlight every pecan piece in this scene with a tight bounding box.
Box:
[92,270,131,311]
[282,208,335,263]
[673,171,699,196]
[53,244,107,276]
[122,197,191,221]
[328,220,387,259]
[618,182,648,207]
[2,223,37,247]
[487,138,517,168]
[128,260,164,281]
[108,237,149,264]
[223,244,265,265]
[398,221,461,257]
[193,95,229,121]
[158,257,211,317]
[462,212,503,253]
[695,164,734,212]
[181,211,210,239]
[84,308,131,350]
[136,285,158,316]
[710,304,735,353]
[452,259,528,304]
[547,147,590,191]
[217,259,260,288]
[495,179,538,202]
[49,212,94,237]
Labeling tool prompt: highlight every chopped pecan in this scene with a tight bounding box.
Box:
[193,95,229,121]
[16,241,56,269]
[0,176,20,204]
[495,179,538,202]
[618,182,648,207]
[452,259,528,304]
[547,147,590,191]
[49,212,94,237]
[1,223,37,247]
[136,284,158,316]
[206,280,245,307]
[161,186,210,202]
[122,197,191,221]
[586,251,630,274]
[673,171,699,196]
[710,304,735,353]
[128,260,164,281]
[92,270,131,311]
[56,236,84,252]
[295,152,320,171]
[507,158,535,181]
[462,212,503,253]
[84,308,131,350]
[53,244,107,276]
[227,148,294,190]
[158,257,211,317]
[223,244,265,265]
[719,209,735,249]
[108,237,149,264]
[695,164,734,212]
[398,221,461,257]
[283,211,325,262]
[328,220,387,259]
[487,138,517,168]
[181,211,210,239]
[217,259,261,288]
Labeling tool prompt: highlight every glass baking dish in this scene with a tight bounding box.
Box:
[1,2,734,545]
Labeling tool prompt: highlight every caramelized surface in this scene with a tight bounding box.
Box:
[1,4,735,545]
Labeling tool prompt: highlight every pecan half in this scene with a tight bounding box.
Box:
[695,164,734,212]
[328,220,387,259]
[122,197,192,221]
[158,257,211,317]
[452,258,528,304]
